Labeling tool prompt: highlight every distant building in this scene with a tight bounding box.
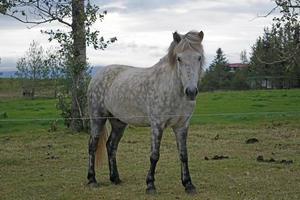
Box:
[227,63,248,72]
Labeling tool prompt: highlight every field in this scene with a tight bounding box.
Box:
[0,89,300,199]
[0,78,59,98]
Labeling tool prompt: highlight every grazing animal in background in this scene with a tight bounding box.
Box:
[87,30,205,194]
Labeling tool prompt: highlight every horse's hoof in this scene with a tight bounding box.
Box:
[87,181,99,188]
[111,178,122,185]
[146,186,157,195]
[146,188,157,195]
[185,184,197,195]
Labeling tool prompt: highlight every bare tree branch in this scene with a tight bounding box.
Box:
[0,0,72,27]
[250,5,279,21]
[259,5,279,18]
[255,43,300,65]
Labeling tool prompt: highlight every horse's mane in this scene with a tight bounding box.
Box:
[168,31,205,67]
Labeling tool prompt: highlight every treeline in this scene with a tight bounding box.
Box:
[200,3,300,91]
[248,23,300,89]
[200,48,249,91]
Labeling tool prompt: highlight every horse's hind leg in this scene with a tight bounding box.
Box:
[87,118,106,186]
[106,118,127,184]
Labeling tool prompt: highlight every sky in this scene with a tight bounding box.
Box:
[0,0,277,71]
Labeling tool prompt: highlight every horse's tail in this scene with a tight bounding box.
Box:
[95,124,108,168]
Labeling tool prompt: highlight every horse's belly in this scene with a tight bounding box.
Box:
[117,115,150,127]
[105,95,150,126]
[109,106,150,126]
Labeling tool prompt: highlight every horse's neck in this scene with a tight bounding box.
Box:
[150,57,183,97]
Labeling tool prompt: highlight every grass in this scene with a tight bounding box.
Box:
[1,124,299,199]
[191,89,300,124]
[0,98,60,133]
[0,89,300,199]
[2,89,300,133]
[0,78,59,98]
[0,78,22,98]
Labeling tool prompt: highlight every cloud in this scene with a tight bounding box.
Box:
[91,0,275,66]
[0,0,277,70]
[96,0,187,13]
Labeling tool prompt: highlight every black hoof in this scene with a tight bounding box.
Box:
[185,183,197,195]
[111,177,122,185]
[146,184,156,195]
[87,181,99,188]
[146,187,157,195]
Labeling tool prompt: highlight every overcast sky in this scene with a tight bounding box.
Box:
[0,0,277,71]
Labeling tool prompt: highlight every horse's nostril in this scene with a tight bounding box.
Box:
[185,87,198,99]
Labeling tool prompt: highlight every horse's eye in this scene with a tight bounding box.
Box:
[198,56,202,61]
[177,57,181,62]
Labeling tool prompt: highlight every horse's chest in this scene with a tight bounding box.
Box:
[149,98,196,127]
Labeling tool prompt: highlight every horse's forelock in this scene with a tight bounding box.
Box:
[168,31,204,67]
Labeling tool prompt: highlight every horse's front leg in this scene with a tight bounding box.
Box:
[172,126,196,194]
[146,125,163,194]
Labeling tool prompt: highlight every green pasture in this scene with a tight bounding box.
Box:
[0,89,300,199]
[1,89,300,133]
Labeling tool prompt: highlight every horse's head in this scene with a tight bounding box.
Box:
[168,31,205,101]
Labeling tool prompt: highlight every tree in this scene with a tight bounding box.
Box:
[200,48,231,91]
[44,49,65,98]
[240,50,249,64]
[0,0,117,132]
[249,22,300,88]
[256,0,300,64]
[16,41,48,98]
[230,68,249,90]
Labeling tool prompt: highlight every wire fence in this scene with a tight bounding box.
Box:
[1,111,300,122]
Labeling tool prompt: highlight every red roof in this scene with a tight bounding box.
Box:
[228,63,248,68]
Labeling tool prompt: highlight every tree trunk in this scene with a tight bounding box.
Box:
[54,79,57,98]
[32,67,36,99]
[70,0,86,132]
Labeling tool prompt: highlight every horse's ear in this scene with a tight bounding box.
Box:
[199,31,204,42]
[173,31,181,43]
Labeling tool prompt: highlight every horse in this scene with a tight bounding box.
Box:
[87,30,205,194]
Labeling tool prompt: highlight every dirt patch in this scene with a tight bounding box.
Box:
[124,140,138,144]
[46,154,59,160]
[205,155,229,160]
[42,144,53,149]
[256,155,293,165]
[245,138,259,144]
[213,134,219,140]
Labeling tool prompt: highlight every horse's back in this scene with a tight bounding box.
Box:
[94,64,133,81]
[89,65,133,91]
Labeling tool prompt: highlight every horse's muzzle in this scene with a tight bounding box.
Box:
[185,87,198,101]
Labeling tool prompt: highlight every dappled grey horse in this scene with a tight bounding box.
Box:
[87,30,205,194]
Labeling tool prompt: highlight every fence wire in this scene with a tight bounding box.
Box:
[0,111,300,122]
